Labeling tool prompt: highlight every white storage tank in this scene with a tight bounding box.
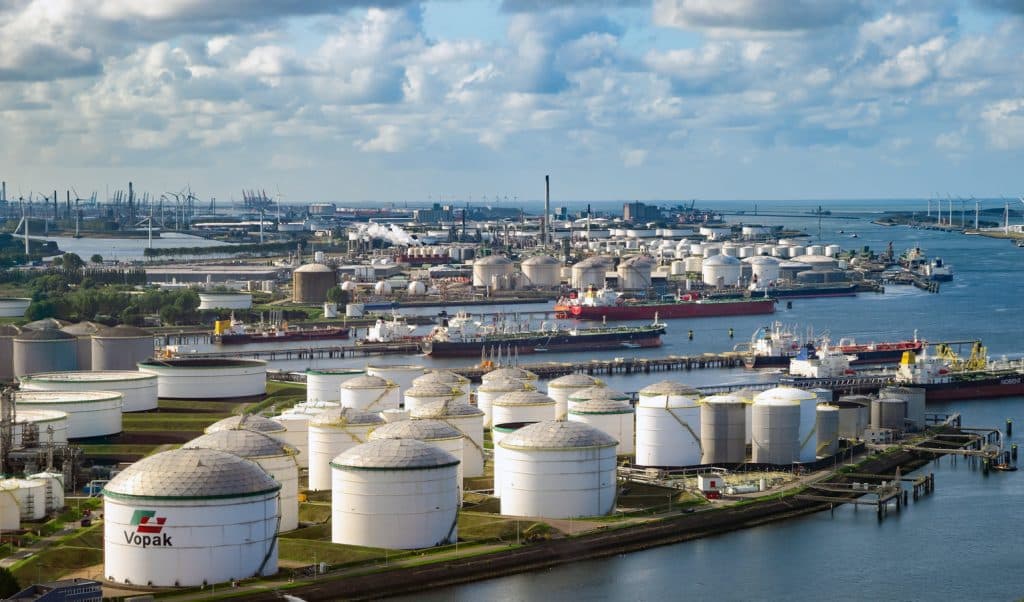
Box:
[477,377,534,429]
[403,382,461,415]
[103,448,280,587]
[0,478,46,520]
[879,386,926,431]
[20,371,158,413]
[617,255,655,290]
[0,325,20,381]
[498,421,617,518]
[373,280,393,296]
[546,373,601,421]
[15,390,122,439]
[406,280,427,297]
[340,375,400,411]
[472,255,514,287]
[482,367,539,383]
[684,256,703,273]
[366,364,426,400]
[635,380,702,467]
[835,396,870,440]
[184,429,301,532]
[272,410,314,469]
[345,302,365,317]
[567,398,635,456]
[825,244,842,257]
[670,260,686,276]
[567,387,630,414]
[13,409,69,445]
[492,391,557,426]
[700,394,747,464]
[305,368,364,403]
[410,399,486,478]
[206,414,286,436]
[369,419,465,487]
[871,398,906,431]
[13,328,77,378]
[751,390,801,465]
[746,255,782,286]
[755,387,818,463]
[412,371,472,405]
[0,481,21,530]
[138,358,267,400]
[60,321,102,371]
[521,255,562,288]
[701,254,742,288]
[91,326,155,371]
[197,292,253,310]
[816,404,840,458]
[0,297,30,318]
[331,439,459,549]
[571,256,611,289]
[26,472,65,512]
[307,408,385,491]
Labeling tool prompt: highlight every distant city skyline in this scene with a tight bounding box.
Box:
[0,1,1022,202]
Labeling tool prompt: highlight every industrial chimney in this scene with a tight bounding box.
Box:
[543,174,550,246]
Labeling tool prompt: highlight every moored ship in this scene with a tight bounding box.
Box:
[213,318,349,345]
[895,346,1024,402]
[745,322,924,368]
[554,287,774,321]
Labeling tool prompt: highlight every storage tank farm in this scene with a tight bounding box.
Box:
[184,429,301,532]
[498,421,618,518]
[567,398,635,456]
[138,358,267,400]
[403,382,460,415]
[20,371,158,412]
[305,368,364,403]
[700,394,747,464]
[369,420,466,491]
[410,399,486,478]
[412,371,472,405]
[103,448,280,587]
[307,407,385,491]
[545,373,601,420]
[751,388,803,464]
[635,380,703,467]
[491,391,557,426]
[91,325,154,371]
[339,375,400,412]
[330,439,460,550]
[476,377,534,429]
[14,390,123,439]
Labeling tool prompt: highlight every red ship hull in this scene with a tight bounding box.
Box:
[555,298,775,320]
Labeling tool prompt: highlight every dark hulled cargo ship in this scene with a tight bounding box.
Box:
[554,287,774,321]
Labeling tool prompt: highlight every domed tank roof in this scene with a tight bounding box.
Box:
[477,377,532,392]
[412,371,470,386]
[0,324,22,337]
[547,373,599,388]
[493,390,555,406]
[482,367,538,382]
[703,393,747,405]
[567,398,634,415]
[792,254,837,264]
[306,368,364,376]
[104,448,280,499]
[702,254,741,266]
[23,318,69,331]
[340,375,393,389]
[568,386,629,402]
[639,380,700,396]
[205,414,286,434]
[409,399,484,419]
[575,256,612,267]
[369,419,462,441]
[93,325,152,338]
[331,438,459,471]
[475,254,512,265]
[60,321,104,336]
[309,407,385,427]
[521,254,560,266]
[404,382,460,397]
[744,255,782,265]
[184,429,297,459]
[753,387,815,406]
[294,263,334,273]
[500,420,617,450]
[15,328,75,341]
[622,255,656,267]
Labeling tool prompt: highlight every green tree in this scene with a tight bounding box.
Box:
[325,286,349,304]
[90,254,103,264]
[0,567,19,597]
[62,253,85,270]
[25,299,56,321]
[50,255,63,267]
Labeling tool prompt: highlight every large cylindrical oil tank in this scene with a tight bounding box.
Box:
[365,364,425,400]
[635,381,702,467]
[13,409,69,445]
[305,368,364,403]
[292,263,337,303]
[369,419,465,487]
[700,394,747,464]
[0,297,30,318]
[567,387,630,414]
[520,255,562,288]
[879,386,926,431]
[477,377,534,428]
[754,387,816,463]
[492,391,557,426]
[571,256,611,289]
[617,255,655,290]
[331,439,460,549]
[567,398,635,456]
[745,255,782,286]
[403,383,460,415]
[684,256,703,273]
[410,399,485,478]
[871,398,906,431]
[816,404,840,458]
[340,375,400,411]
[15,390,122,439]
[412,371,471,406]
[546,373,601,421]
[836,395,871,440]
[137,358,267,399]
[197,292,253,310]
[751,392,801,465]
[307,408,385,491]
[206,414,286,436]
[13,328,77,378]
[272,410,313,469]
[184,429,300,532]
[491,421,537,497]
[0,481,24,529]
[90,326,154,371]
[498,421,617,518]
[0,324,20,380]
[1,479,47,520]
[27,471,64,512]
[103,448,280,587]
[20,371,158,412]
[701,254,742,288]
[60,321,102,371]
[472,255,513,287]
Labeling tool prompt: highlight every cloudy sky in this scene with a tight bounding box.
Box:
[1,0,1022,203]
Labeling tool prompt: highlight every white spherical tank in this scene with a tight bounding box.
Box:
[331,439,460,549]
[138,359,267,400]
[373,280,393,295]
[13,328,77,378]
[635,380,702,467]
[1,478,47,520]
[700,394,747,464]
[20,371,158,412]
[206,414,286,436]
[567,398,635,456]
[412,371,472,405]
[701,254,742,288]
[369,419,465,487]
[103,448,280,587]
[546,373,602,420]
[307,408,385,491]
[410,399,485,478]
[406,280,427,296]
[305,368,364,403]
[184,429,301,532]
[197,292,253,310]
[272,410,313,469]
[492,391,557,426]
[751,391,801,465]
[571,256,611,289]
[403,382,460,415]
[13,409,69,445]
[15,390,122,439]
[476,377,534,429]
[520,255,562,288]
[472,255,514,287]
[366,364,426,400]
[816,404,840,458]
[340,375,400,411]
[91,326,155,371]
[498,421,617,518]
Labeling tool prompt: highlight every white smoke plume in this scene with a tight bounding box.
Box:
[357,223,422,246]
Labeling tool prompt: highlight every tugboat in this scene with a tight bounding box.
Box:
[554,286,774,321]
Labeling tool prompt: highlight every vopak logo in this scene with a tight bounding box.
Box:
[123,510,172,547]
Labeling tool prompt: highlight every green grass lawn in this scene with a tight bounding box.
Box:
[277,539,397,566]
[297,504,332,525]
[10,546,103,583]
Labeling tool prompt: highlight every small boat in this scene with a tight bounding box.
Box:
[991,463,1018,472]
